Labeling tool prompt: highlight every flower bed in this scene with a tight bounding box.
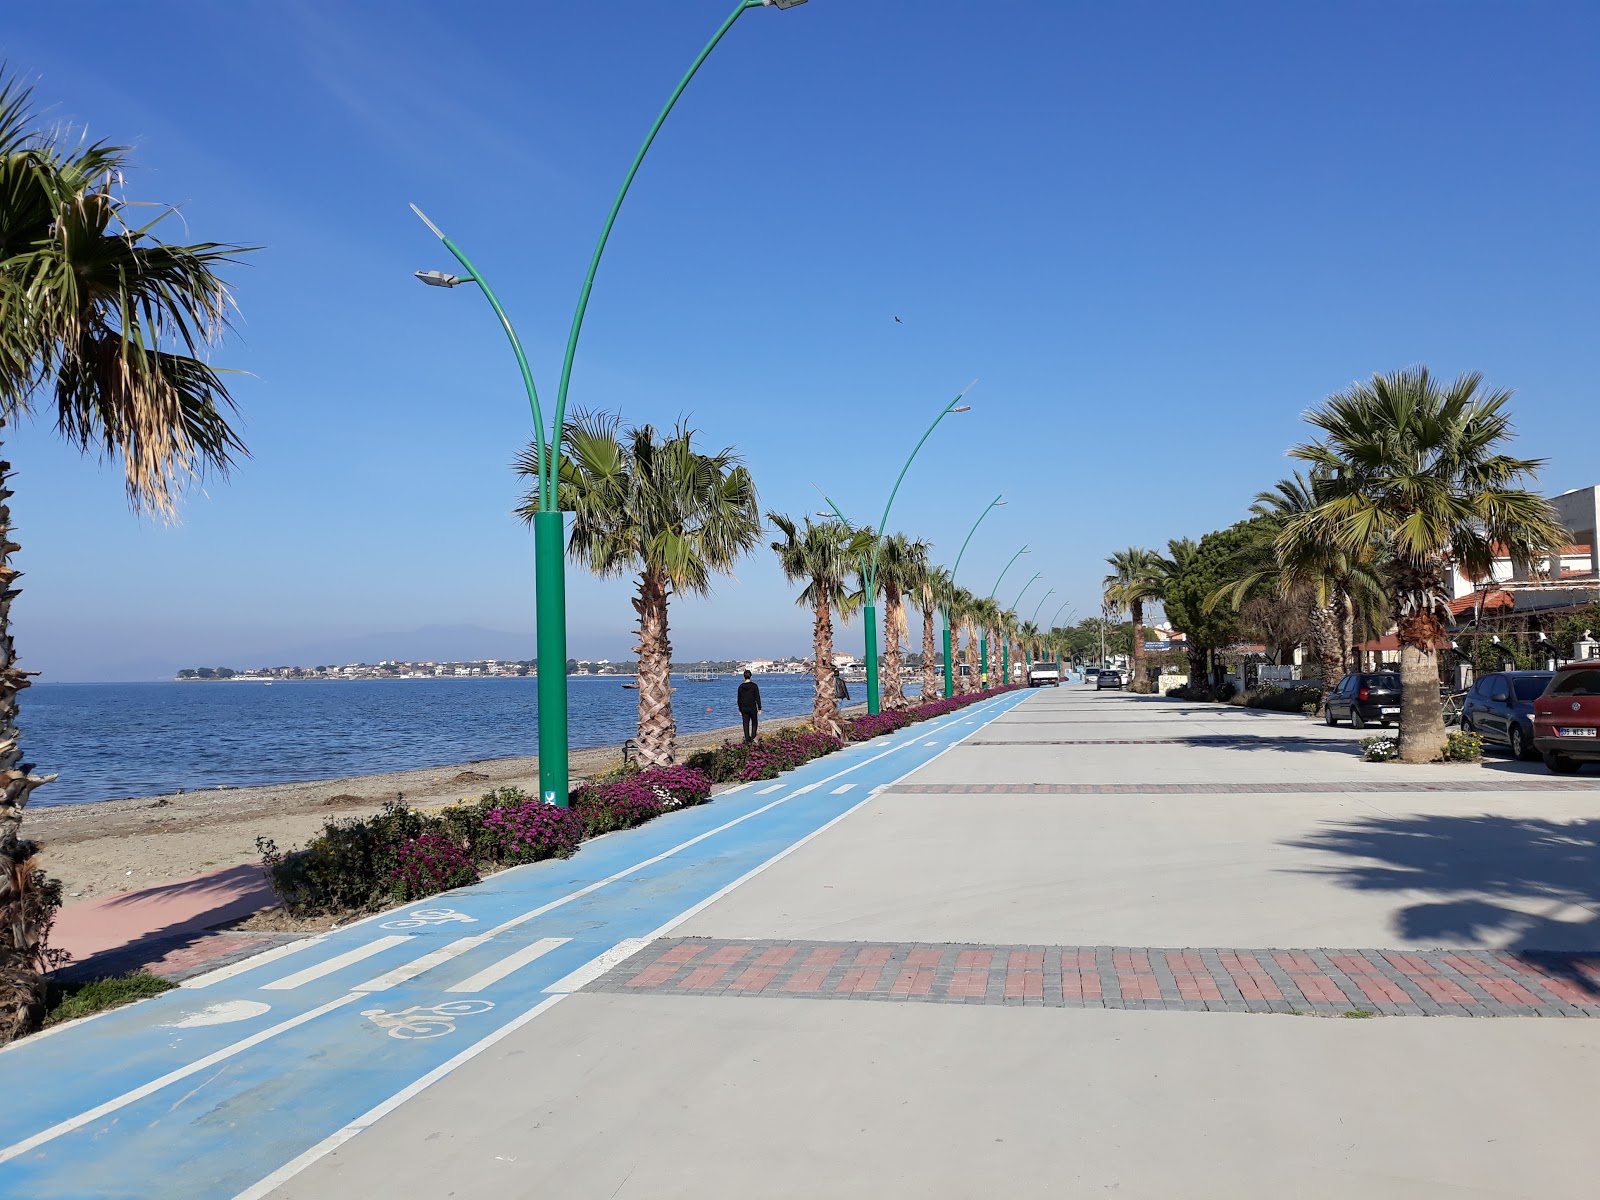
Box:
[262,687,1019,915]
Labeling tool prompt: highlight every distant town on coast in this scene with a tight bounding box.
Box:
[173,654,889,682]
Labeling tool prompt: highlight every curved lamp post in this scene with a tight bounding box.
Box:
[985,547,1029,688]
[412,0,808,805]
[1028,586,1057,650]
[944,494,1006,697]
[820,385,975,714]
[1047,601,1076,670]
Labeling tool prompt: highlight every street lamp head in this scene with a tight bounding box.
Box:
[763,0,810,8]
[415,270,462,288]
[950,405,972,413]
[994,499,1008,506]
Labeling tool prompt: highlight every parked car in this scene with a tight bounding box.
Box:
[1027,660,1061,688]
[1096,669,1125,690]
[1532,660,1600,774]
[1460,670,1553,760]
[1324,672,1401,728]
[1084,666,1102,680]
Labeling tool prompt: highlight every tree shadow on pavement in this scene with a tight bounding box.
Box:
[1289,814,1600,995]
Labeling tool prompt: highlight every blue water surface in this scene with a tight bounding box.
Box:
[25,674,902,806]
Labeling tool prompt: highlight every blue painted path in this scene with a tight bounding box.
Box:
[0,688,1030,1200]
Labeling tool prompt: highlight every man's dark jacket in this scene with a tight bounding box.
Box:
[737,680,762,714]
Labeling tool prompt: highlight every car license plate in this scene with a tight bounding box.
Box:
[1558,727,1597,738]
[1380,707,1399,715]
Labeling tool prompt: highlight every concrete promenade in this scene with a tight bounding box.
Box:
[6,686,1599,1197]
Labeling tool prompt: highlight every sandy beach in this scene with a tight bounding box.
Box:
[28,706,863,903]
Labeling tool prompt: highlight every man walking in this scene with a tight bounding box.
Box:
[737,670,763,744]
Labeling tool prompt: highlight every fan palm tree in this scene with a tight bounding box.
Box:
[910,558,949,701]
[1103,547,1165,692]
[1286,367,1565,762]
[949,587,980,693]
[1018,620,1040,665]
[518,413,761,768]
[1205,475,1388,691]
[871,532,929,711]
[0,77,252,1041]
[770,513,871,737]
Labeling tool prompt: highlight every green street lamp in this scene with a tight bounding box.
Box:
[412,0,807,806]
[1028,587,1057,668]
[986,547,1028,689]
[1047,601,1075,670]
[944,494,1006,697]
[820,385,975,715]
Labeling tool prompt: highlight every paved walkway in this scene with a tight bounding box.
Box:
[595,936,1600,1017]
[7,686,1600,1198]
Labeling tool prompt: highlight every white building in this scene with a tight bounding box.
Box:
[1448,484,1599,617]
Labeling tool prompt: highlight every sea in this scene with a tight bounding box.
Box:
[25,674,915,808]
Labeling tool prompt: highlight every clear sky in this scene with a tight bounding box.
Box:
[6,0,1597,680]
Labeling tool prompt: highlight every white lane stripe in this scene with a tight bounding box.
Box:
[353,934,494,993]
[260,936,412,991]
[230,995,570,1200]
[232,691,1025,1196]
[0,992,365,1166]
[721,782,751,794]
[183,937,326,990]
[790,783,820,796]
[755,783,783,794]
[541,937,650,995]
[446,938,570,994]
[830,783,856,794]
[924,741,940,746]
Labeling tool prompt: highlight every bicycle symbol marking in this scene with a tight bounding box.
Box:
[379,908,478,930]
[362,999,496,1040]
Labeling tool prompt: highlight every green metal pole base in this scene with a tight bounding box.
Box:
[1002,644,1009,687]
[534,512,569,806]
[943,623,954,698]
[863,602,879,716]
[980,637,989,690]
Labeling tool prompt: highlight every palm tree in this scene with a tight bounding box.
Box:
[518,413,761,768]
[1205,475,1388,692]
[0,78,252,1041]
[1018,620,1040,665]
[1103,547,1165,692]
[1286,368,1565,762]
[871,533,929,711]
[770,513,870,737]
[950,587,980,693]
[910,558,948,701]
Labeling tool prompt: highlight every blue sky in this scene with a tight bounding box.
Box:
[6,0,1597,680]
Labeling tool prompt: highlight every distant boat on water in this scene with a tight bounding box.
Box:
[684,670,717,683]
[621,682,639,690]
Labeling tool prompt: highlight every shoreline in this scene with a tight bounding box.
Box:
[27,705,863,904]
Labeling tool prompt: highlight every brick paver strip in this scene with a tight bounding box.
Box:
[598,939,1600,1018]
[886,781,1600,794]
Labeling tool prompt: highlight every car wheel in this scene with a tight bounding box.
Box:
[1544,751,1582,775]
[1379,719,1392,727]
[1509,725,1535,762]
[1324,708,1339,727]
[1351,708,1366,730]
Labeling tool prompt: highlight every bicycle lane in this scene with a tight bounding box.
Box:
[0,688,1032,1200]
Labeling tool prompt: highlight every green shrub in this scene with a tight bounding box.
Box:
[44,972,175,1027]
[259,800,447,916]
[1441,730,1484,763]
[1242,684,1324,713]
[1360,735,1399,762]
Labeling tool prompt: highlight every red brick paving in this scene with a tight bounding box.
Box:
[602,939,1600,1017]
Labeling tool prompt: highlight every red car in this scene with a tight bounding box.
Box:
[1532,660,1600,774]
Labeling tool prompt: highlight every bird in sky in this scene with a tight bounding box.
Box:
[894,315,903,324]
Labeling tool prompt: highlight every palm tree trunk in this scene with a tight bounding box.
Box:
[1129,600,1147,692]
[921,602,938,701]
[632,568,677,767]
[1307,595,1344,692]
[1396,603,1449,763]
[881,582,906,710]
[961,624,978,694]
[0,450,56,1043]
[812,589,841,737]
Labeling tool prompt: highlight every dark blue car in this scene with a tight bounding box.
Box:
[1461,670,1554,760]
